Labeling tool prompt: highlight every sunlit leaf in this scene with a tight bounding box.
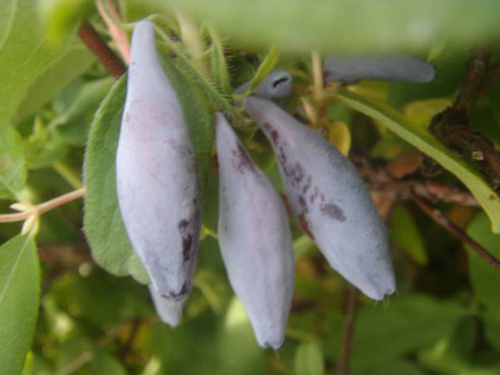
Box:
[336,90,500,233]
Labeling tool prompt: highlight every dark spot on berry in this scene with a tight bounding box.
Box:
[320,203,346,222]
[182,234,193,262]
[270,130,279,143]
[178,219,189,232]
[232,144,256,174]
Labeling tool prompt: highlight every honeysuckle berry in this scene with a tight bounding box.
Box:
[244,96,396,301]
[116,20,201,303]
[216,112,295,349]
[234,70,293,105]
[323,55,435,84]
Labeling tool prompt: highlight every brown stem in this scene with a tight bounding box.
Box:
[337,285,358,375]
[412,195,500,275]
[78,21,126,79]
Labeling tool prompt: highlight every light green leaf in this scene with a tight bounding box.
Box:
[83,77,149,284]
[16,41,96,121]
[0,235,40,375]
[39,0,95,44]
[209,27,232,96]
[248,46,280,92]
[390,204,428,265]
[335,90,500,233]
[0,127,26,200]
[122,0,174,22]
[0,0,73,130]
[166,0,500,53]
[294,341,325,375]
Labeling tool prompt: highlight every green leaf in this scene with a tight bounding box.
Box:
[0,235,40,375]
[466,212,500,313]
[466,211,500,352]
[335,90,500,233]
[0,0,73,130]
[248,46,280,92]
[88,350,127,375]
[324,293,466,369]
[390,204,428,265]
[358,360,422,375]
[418,316,479,374]
[294,341,325,375]
[83,77,149,284]
[39,0,95,44]
[157,47,215,195]
[153,32,241,124]
[0,127,27,200]
[122,0,174,22]
[217,298,266,375]
[15,41,96,121]
[209,27,232,95]
[166,0,500,53]
[51,77,114,146]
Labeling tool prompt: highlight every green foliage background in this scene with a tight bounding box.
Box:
[1,0,500,374]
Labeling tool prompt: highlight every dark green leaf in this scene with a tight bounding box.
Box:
[83,77,149,283]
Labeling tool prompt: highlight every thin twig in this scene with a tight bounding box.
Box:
[337,285,358,375]
[96,0,131,64]
[78,21,126,79]
[355,157,479,207]
[0,188,86,223]
[412,195,500,275]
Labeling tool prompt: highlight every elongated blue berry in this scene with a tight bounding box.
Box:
[116,20,201,303]
[323,55,435,84]
[244,97,395,300]
[216,112,295,349]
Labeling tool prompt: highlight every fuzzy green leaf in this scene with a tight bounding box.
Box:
[83,78,149,284]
